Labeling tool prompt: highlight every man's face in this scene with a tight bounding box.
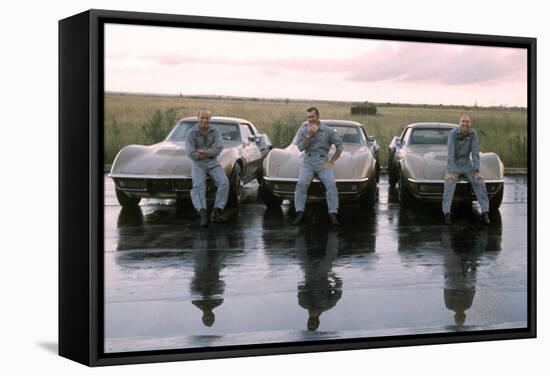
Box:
[307,111,319,125]
[459,116,471,134]
[198,111,211,130]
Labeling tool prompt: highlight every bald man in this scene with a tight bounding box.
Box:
[442,114,490,225]
[185,109,229,227]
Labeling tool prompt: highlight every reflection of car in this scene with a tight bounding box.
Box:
[388,122,504,210]
[261,120,380,208]
[109,116,271,208]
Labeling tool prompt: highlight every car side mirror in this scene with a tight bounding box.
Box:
[248,135,256,143]
[396,139,402,147]
[368,135,375,142]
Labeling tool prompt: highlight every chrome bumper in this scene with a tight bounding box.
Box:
[262,176,370,200]
[406,177,504,201]
[110,175,202,198]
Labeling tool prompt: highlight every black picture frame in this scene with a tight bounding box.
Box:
[59,8,537,367]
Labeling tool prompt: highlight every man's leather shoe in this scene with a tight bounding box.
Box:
[292,211,304,225]
[211,208,226,223]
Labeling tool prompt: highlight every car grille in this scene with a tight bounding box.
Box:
[271,181,365,194]
[148,180,173,194]
[174,180,193,191]
[416,182,502,196]
[115,179,146,191]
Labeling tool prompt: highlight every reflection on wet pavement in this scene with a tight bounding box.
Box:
[104,176,528,353]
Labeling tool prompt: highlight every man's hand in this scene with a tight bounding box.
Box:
[323,161,335,169]
[307,121,320,136]
[445,173,457,180]
[474,171,483,180]
[196,148,209,160]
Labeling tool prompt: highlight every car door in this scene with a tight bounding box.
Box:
[239,123,263,182]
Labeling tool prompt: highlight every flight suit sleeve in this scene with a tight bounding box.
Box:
[330,129,344,151]
[471,130,480,172]
[207,129,224,158]
[185,130,199,160]
[446,130,458,174]
[295,127,309,152]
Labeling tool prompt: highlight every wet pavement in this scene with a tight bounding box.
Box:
[104,175,528,353]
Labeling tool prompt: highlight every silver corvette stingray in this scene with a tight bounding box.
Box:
[387,122,504,210]
[109,116,271,208]
[260,120,380,209]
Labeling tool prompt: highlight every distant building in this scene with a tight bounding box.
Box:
[351,101,377,115]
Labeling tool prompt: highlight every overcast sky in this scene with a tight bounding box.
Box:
[105,23,527,107]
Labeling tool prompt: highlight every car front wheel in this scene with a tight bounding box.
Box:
[227,163,243,208]
[398,171,413,208]
[359,179,377,208]
[260,178,283,209]
[115,189,141,208]
[489,185,504,212]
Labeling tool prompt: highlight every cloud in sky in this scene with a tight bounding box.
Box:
[105,24,527,106]
[127,42,526,87]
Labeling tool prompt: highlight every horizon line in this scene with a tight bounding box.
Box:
[104,91,527,109]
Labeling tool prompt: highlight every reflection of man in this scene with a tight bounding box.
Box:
[190,230,227,327]
[293,107,344,226]
[442,114,490,225]
[185,109,229,227]
[441,226,491,326]
[296,229,342,331]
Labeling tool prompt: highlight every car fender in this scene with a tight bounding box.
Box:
[480,152,504,180]
[400,153,425,180]
[219,148,241,176]
[263,148,290,177]
[110,144,152,173]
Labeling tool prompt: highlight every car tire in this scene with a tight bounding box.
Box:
[227,163,243,208]
[115,188,141,208]
[260,177,283,209]
[255,168,263,185]
[360,179,377,208]
[398,171,413,208]
[489,185,504,212]
[388,165,398,188]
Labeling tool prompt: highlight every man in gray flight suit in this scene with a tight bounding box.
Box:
[185,109,229,227]
[442,114,490,225]
[293,107,344,226]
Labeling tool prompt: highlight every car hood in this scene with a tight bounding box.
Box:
[114,140,238,176]
[271,144,370,179]
[403,145,497,179]
[403,145,448,179]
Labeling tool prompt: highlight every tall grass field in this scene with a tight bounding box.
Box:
[104,93,528,168]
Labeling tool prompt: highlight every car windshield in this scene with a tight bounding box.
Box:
[166,121,241,142]
[410,128,452,145]
[292,124,366,145]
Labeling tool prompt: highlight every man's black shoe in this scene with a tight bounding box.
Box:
[292,211,304,225]
[328,213,339,225]
[444,213,452,225]
[211,208,226,223]
[481,212,490,225]
[199,209,209,227]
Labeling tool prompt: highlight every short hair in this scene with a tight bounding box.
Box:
[197,108,211,118]
[459,113,471,122]
[306,107,320,117]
